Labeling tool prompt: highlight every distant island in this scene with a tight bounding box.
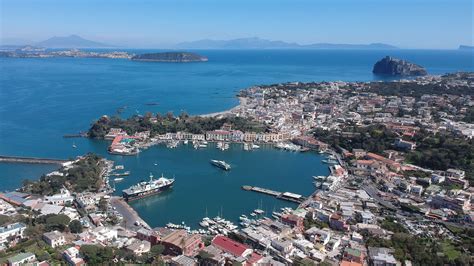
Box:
[459,45,474,51]
[0,49,209,63]
[176,37,398,50]
[131,52,208,62]
[373,56,427,76]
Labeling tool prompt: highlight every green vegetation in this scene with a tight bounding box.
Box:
[406,131,473,185]
[364,232,471,265]
[37,214,71,232]
[89,112,268,138]
[462,106,474,123]
[79,245,115,264]
[313,124,398,154]
[355,80,474,98]
[380,217,408,233]
[22,153,105,195]
[445,225,474,254]
[68,220,83,234]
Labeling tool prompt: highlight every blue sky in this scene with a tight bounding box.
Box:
[1,0,472,48]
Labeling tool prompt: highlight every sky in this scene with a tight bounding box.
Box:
[0,0,472,49]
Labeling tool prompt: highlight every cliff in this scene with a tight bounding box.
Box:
[131,52,208,62]
[373,56,427,76]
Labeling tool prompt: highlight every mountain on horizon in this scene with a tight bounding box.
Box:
[176,37,398,50]
[36,35,111,48]
[459,45,474,50]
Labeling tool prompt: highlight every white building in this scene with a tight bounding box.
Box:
[0,223,26,245]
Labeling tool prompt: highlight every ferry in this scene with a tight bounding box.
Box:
[122,173,174,201]
[210,160,231,171]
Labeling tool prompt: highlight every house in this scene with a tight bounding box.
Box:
[126,240,151,255]
[160,230,204,256]
[305,227,331,245]
[446,169,465,179]
[270,239,293,255]
[170,255,197,266]
[352,149,367,159]
[430,194,471,212]
[136,228,160,245]
[329,213,349,231]
[368,247,399,266]
[200,245,226,265]
[394,139,416,151]
[44,188,74,205]
[280,214,304,232]
[63,246,84,266]
[342,247,365,264]
[43,231,66,248]
[7,252,36,266]
[0,222,26,245]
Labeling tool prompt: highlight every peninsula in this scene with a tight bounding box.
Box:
[131,52,208,62]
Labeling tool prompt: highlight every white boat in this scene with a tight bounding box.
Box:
[114,177,124,182]
[252,144,260,149]
[72,143,77,148]
[254,209,264,214]
[183,140,189,145]
[243,143,250,151]
[210,160,231,171]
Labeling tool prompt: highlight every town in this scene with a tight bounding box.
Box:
[0,72,472,265]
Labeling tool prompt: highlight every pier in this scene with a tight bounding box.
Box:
[0,155,70,165]
[242,185,306,203]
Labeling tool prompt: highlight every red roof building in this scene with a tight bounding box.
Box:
[211,235,252,258]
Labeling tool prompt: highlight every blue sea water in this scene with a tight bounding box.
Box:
[0,49,472,227]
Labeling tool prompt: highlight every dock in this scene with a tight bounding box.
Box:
[110,196,150,231]
[242,185,306,203]
[0,155,70,165]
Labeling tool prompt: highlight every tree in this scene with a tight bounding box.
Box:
[44,214,71,232]
[98,198,108,213]
[150,244,165,257]
[80,245,115,264]
[69,220,83,233]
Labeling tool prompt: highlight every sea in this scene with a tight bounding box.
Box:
[0,49,472,227]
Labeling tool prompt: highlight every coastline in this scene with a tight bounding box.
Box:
[199,96,247,118]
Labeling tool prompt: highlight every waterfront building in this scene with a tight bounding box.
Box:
[136,228,160,245]
[205,130,231,141]
[160,230,204,257]
[243,132,257,142]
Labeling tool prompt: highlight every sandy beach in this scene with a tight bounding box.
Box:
[199,97,247,118]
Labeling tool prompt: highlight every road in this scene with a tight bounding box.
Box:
[110,196,150,231]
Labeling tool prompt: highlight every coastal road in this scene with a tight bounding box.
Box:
[110,196,150,231]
